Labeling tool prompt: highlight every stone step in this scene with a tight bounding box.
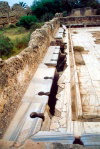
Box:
[31,131,74,144]
[81,134,100,146]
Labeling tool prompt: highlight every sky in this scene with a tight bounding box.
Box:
[0,0,100,7]
[0,0,34,6]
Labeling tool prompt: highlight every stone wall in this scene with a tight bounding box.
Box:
[70,7,96,17]
[0,18,59,137]
[60,15,100,26]
[0,1,29,28]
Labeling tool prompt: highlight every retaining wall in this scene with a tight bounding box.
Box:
[60,15,100,26]
[70,8,96,17]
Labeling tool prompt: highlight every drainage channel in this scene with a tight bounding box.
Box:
[40,35,68,131]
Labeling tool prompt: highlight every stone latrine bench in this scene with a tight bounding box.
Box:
[3,27,74,144]
[66,24,84,28]
[54,27,64,39]
[3,45,60,142]
[3,25,66,143]
[43,46,60,66]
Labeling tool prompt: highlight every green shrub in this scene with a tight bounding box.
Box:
[16,22,20,27]
[8,24,16,28]
[18,15,38,29]
[15,27,26,34]
[41,13,54,21]
[30,22,44,31]
[13,33,30,50]
[0,35,13,57]
[63,11,67,17]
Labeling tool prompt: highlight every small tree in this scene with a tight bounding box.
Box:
[19,2,28,8]
[0,35,13,57]
[18,15,38,29]
[41,13,54,21]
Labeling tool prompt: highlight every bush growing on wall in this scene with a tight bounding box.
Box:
[18,15,38,29]
[0,35,13,57]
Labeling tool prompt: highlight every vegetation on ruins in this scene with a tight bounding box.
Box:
[17,15,38,29]
[31,0,100,20]
[0,23,43,59]
[0,35,13,58]
[31,0,72,19]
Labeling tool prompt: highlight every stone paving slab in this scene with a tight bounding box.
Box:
[72,27,100,119]
[82,122,100,134]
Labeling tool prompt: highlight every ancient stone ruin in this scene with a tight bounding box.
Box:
[0,1,29,28]
[70,7,96,16]
[0,5,100,149]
